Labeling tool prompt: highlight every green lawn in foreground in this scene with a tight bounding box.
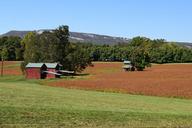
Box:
[1,76,192,127]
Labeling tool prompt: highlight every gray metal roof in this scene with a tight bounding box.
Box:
[124,61,131,64]
[26,63,45,68]
[45,63,59,68]
[122,65,133,69]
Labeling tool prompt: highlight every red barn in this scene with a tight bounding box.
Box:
[26,63,47,79]
[44,63,62,79]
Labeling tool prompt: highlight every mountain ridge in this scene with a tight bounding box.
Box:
[0,30,131,45]
[1,30,192,47]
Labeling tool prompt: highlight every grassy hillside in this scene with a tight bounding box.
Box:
[1,77,192,127]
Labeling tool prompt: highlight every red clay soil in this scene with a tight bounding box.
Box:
[0,61,22,75]
[50,62,192,98]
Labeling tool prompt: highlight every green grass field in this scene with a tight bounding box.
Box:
[1,76,192,127]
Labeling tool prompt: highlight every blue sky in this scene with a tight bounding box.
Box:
[1,0,192,42]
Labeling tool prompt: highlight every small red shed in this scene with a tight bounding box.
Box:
[26,63,47,79]
[44,63,62,79]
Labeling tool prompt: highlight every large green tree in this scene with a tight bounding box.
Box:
[128,37,152,71]
[129,47,151,71]
[65,43,93,72]
[54,25,70,64]
[0,36,22,61]
[22,32,41,63]
[1,46,9,61]
[22,25,92,73]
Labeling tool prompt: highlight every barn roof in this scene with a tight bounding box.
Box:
[45,63,60,68]
[26,63,45,68]
[124,61,131,64]
[123,65,133,69]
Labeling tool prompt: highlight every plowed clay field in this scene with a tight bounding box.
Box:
[50,62,192,98]
[0,61,22,75]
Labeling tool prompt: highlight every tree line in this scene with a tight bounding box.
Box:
[1,27,192,72]
[83,37,192,64]
[81,37,192,70]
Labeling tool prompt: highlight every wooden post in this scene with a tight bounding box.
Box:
[1,56,3,77]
